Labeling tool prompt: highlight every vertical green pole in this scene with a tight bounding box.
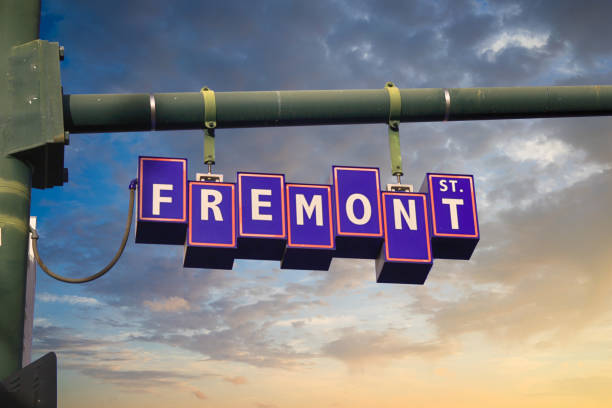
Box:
[0,0,39,379]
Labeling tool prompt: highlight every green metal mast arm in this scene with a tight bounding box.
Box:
[63,85,612,133]
[0,0,39,378]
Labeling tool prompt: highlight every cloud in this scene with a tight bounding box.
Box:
[501,135,571,167]
[479,30,550,61]
[135,321,315,369]
[223,376,247,385]
[77,366,197,389]
[33,324,110,353]
[322,327,449,370]
[524,375,612,399]
[255,403,277,408]
[33,317,52,328]
[419,169,612,345]
[129,289,323,368]
[283,258,374,299]
[144,296,191,312]
[192,390,207,400]
[37,293,102,306]
[33,323,208,393]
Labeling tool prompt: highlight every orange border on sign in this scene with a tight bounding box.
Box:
[286,184,334,249]
[188,181,236,247]
[428,174,479,238]
[238,173,286,238]
[139,157,187,222]
[382,192,432,263]
[333,167,383,237]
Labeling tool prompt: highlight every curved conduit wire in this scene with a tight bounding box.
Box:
[30,179,137,284]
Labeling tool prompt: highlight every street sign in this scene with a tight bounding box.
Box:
[236,173,287,260]
[420,173,480,259]
[184,181,236,269]
[332,166,384,259]
[376,192,432,284]
[282,184,335,270]
[136,157,187,244]
[134,157,479,284]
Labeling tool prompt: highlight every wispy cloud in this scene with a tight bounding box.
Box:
[144,296,191,312]
[192,390,207,400]
[322,327,450,370]
[223,376,247,385]
[37,292,102,306]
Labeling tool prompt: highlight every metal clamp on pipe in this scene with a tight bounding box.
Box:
[385,82,405,184]
[200,87,223,182]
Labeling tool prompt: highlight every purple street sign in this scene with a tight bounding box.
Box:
[282,184,334,270]
[376,192,432,284]
[237,172,287,260]
[184,182,236,269]
[333,166,383,258]
[136,156,187,244]
[420,173,480,259]
[134,155,480,279]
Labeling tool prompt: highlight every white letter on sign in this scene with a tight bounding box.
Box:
[201,189,223,221]
[296,194,323,226]
[439,180,448,192]
[393,199,417,230]
[152,184,173,215]
[442,198,464,229]
[346,193,371,226]
[252,189,272,221]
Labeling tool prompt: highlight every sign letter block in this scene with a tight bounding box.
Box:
[333,166,383,258]
[420,173,479,259]
[136,157,187,244]
[282,184,335,270]
[376,192,432,284]
[184,182,236,269]
[237,173,287,260]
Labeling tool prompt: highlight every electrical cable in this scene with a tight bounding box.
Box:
[29,179,137,284]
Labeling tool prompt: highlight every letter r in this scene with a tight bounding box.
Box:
[201,189,224,221]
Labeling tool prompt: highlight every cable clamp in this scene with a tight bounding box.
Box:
[201,87,216,166]
[129,178,138,190]
[385,82,403,180]
[201,87,217,129]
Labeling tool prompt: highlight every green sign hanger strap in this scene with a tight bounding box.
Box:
[385,82,402,177]
[201,87,216,165]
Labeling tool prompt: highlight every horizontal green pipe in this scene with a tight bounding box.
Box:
[63,86,612,133]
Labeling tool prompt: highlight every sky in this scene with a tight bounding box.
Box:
[28,0,612,407]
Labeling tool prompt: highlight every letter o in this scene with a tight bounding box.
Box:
[345,193,371,225]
